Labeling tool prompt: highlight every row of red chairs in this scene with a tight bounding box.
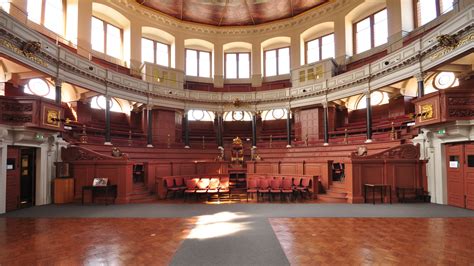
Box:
[183,177,230,201]
[247,177,312,202]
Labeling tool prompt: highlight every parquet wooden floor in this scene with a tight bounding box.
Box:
[0,218,194,265]
[270,218,474,265]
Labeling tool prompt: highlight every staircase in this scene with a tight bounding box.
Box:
[129,182,156,203]
[318,181,348,203]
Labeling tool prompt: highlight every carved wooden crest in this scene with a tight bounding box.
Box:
[351,144,420,160]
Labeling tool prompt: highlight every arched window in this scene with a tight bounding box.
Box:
[24,78,56,100]
[424,71,459,94]
[141,38,170,67]
[415,0,454,27]
[306,33,335,64]
[27,0,65,35]
[187,110,215,121]
[91,17,122,58]
[356,91,389,110]
[223,111,252,121]
[90,96,123,113]
[261,109,288,121]
[354,9,387,54]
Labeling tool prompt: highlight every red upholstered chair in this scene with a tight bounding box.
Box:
[246,179,258,202]
[293,177,302,189]
[174,177,186,190]
[207,178,220,201]
[281,178,294,202]
[270,179,282,201]
[184,178,199,202]
[196,178,210,196]
[296,177,312,200]
[165,178,181,199]
[218,177,230,199]
[258,179,270,201]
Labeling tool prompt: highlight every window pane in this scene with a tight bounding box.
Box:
[278,47,290,75]
[106,24,121,58]
[238,53,250,79]
[373,9,387,47]
[265,50,277,77]
[44,0,64,34]
[141,38,154,63]
[356,17,371,53]
[321,34,335,59]
[91,17,104,53]
[199,51,210,78]
[440,0,454,13]
[226,53,237,79]
[156,42,169,67]
[418,0,438,26]
[186,50,198,76]
[306,39,320,64]
[27,0,42,24]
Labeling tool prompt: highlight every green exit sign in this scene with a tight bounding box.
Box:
[437,129,446,134]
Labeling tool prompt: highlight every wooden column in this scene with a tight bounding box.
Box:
[55,79,62,104]
[184,112,190,148]
[323,103,329,145]
[251,113,257,148]
[416,73,425,98]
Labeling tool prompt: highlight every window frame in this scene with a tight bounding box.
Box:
[413,0,452,28]
[141,37,171,67]
[28,0,67,36]
[91,16,124,59]
[263,46,291,77]
[224,52,251,79]
[353,8,387,54]
[185,48,212,78]
[305,32,335,65]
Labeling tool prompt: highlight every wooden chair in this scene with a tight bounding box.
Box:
[184,178,199,202]
[246,179,258,202]
[218,177,231,200]
[207,178,220,201]
[270,179,282,201]
[257,179,270,202]
[281,178,294,202]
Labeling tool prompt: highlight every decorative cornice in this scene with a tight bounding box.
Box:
[115,0,350,36]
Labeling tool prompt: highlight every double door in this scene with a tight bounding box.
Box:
[446,143,474,210]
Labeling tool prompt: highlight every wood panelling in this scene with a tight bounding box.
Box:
[6,147,20,212]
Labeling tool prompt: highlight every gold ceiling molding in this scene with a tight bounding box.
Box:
[115,0,350,36]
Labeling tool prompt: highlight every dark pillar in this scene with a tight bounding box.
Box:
[323,104,329,145]
[184,112,190,148]
[218,113,223,147]
[286,109,292,148]
[104,95,111,145]
[417,73,425,98]
[366,93,372,142]
[147,107,153,147]
[55,79,61,104]
[251,113,257,147]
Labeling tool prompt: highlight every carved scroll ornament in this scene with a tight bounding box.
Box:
[351,144,420,160]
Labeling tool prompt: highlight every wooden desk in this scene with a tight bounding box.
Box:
[364,184,392,204]
[82,185,117,205]
[54,178,74,204]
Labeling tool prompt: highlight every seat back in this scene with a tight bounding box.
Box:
[186,178,199,189]
[293,177,301,187]
[301,177,311,187]
[165,177,175,188]
[175,177,184,187]
[209,178,220,190]
[271,179,281,189]
[220,177,230,189]
[197,178,210,189]
[282,179,292,190]
[248,179,257,189]
[259,179,270,189]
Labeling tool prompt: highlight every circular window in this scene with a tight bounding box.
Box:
[433,72,456,90]
[232,111,244,121]
[27,78,50,97]
[370,91,384,106]
[96,96,113,110]
[192,110,205,121]
[272,109,285,120]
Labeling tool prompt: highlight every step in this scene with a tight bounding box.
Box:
[325,190,347,198]
[331,181,346,189]
[328,186,347,193]
[317,194,348,203]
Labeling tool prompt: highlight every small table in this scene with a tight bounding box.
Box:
[82,185,117,205]
[364,184,392,204]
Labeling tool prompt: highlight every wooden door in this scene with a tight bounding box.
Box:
[446,144,465,208]
[463,143,474,210]
[6,147,20,212]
